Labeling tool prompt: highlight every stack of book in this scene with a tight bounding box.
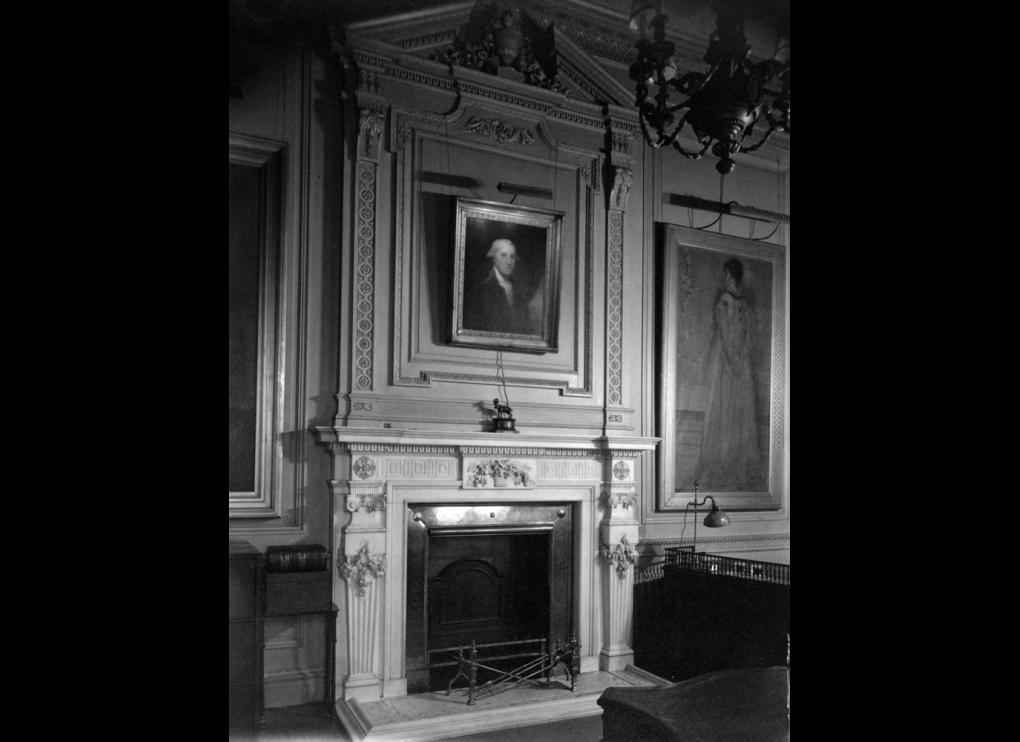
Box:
[265,544,329,573]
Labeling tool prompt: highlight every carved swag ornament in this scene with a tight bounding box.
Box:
[599,534,639,578]
[338,542,386,596]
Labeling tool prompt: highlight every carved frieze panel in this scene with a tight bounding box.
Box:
[462,457,538,488]
[537,458,603,481]
[383,457,458,480]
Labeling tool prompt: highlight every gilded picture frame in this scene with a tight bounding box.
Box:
[450,198,563,353]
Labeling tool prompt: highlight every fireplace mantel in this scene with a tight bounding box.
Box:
[313,426,659,708]
[313,427,659,455]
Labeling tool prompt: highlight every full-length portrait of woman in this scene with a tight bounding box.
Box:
[696,257,766,490]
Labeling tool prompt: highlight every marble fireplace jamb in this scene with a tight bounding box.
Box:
[598,455,641,671]
[336,481,388,704]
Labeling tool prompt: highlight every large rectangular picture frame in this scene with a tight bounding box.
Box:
[450,198,563,353]
[657,223,786,512]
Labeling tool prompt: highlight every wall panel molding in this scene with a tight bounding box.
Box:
[386,111,600,402]
[229,50,317,534]
[229,133,285,520]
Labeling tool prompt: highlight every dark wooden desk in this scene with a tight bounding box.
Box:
[634,550,789,683]
[263,567,337,716]
[229,541,265,742]
[599,666,790,742]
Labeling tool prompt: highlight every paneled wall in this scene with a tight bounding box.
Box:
[229,47,341,706]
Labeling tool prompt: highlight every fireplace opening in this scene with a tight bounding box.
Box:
[405,503,574,695]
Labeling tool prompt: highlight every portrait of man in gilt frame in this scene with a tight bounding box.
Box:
[450,198,563,353]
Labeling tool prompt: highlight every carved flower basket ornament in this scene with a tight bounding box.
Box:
[466,459,532,488]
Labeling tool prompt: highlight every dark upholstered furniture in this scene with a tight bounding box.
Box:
[598,666,789,742]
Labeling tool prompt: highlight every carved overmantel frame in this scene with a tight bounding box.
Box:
[313,426,657,707]
[332,18,648,434]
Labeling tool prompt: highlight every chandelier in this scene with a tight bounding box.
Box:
[628,1,789,175]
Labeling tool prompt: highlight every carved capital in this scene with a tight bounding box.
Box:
[610,166,632,211]
[599,534,638,579]
[580,157,601,192]
[358,109,385,160]
[345,490,387,513]
[605,490,636,509]
[338,542,386,596]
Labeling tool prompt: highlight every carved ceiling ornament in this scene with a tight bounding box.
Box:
[431,4,567,93]
[599,533,639,579]
[338,542,386,596]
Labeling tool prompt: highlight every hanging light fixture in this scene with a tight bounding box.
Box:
[628,1,789,175]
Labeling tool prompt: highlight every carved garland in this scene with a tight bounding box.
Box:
[338,542,386,596]
[599,534,638,579]
[464,116,535,146]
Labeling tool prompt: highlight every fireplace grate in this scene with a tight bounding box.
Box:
[429,636,581,705]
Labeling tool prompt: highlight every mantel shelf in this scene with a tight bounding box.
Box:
[312,426,659,454]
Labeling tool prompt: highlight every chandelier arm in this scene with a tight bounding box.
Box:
[655,110,693,148]
[662,99,692,114]
[672,71,709,97]
[738,122,778,154]
[638,112,666,149]
[671,138,710,160]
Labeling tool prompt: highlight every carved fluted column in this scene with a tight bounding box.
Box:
[336,481,387,703]
[598,454,640,671]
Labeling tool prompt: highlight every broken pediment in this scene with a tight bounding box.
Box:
[344,0,643,107]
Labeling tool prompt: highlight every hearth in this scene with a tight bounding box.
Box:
[404,503,573,694]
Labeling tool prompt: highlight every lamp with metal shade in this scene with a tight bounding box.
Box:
[688,479,730,552]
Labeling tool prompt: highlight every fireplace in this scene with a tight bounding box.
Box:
[313,428,658,710]
[404,503,573,693]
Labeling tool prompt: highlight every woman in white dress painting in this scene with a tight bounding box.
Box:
[696,257,766,491]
